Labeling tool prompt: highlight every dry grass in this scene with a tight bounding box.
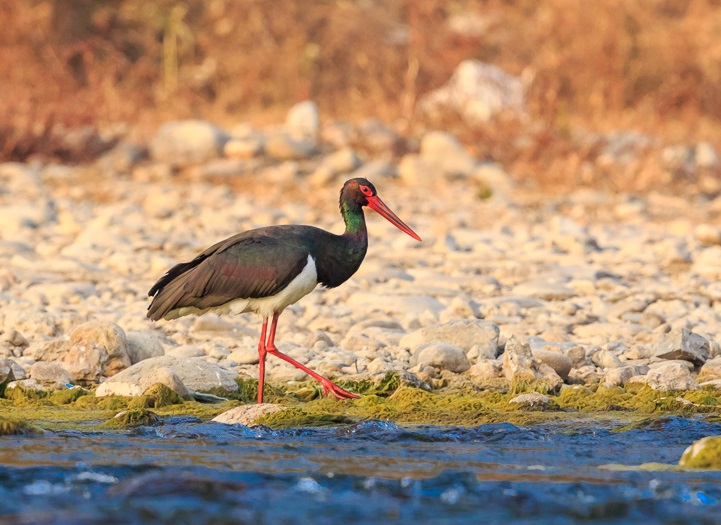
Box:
[1,0,720,191]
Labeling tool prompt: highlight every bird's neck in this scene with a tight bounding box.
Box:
[340,200,368,240]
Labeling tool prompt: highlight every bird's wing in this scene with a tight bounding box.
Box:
[147,231,310,320]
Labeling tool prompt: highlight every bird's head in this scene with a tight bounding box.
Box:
[341,178,421,241]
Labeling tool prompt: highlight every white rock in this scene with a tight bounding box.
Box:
[695,141,719,169]
[509,392,550,406]
[213,404,287,425]
[150,120,229,166]
[69,321,131,376]
[419,60,525,124]
[399,319,499,362]
[285,101,320,141]
[411,342,470,373]
[419,131,477,177]
[645,362,700,391]
[96,355,238,396]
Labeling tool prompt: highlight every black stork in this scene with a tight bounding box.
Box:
[147,178,421,403]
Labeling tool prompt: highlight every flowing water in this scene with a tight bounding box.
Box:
[1,416,721,524]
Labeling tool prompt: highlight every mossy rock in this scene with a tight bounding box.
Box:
[103,408,160,428]
[257,407,354,428]
[0,416,40,435]
[50,388,89,405]
[679,436,721,469]
[128,383,185,409]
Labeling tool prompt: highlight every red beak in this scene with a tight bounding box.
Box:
[366,195,422,242]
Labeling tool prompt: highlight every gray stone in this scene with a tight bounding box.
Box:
[95,356,238,396]
[69,321,131,376]
[508,392,550,407]
[150,120,229,166]
[28,361,72,390]
[411,342,470,373]
[502,336,563,388]
[213,404,287,425]
[0,358,14,384]
[25,339,69,362]
[591,349,622,369]
[655,328,709,366]
[125,331,166,364]
[399,319,499,361]
[645,362,700,391]
[310,147,363,185]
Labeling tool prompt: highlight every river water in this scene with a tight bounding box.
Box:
[1,416,720,524]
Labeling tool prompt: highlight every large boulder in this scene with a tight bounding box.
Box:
[95,356,238,398]
[655,328,710,366]
[399,319,499,362]
[68,321,131,377]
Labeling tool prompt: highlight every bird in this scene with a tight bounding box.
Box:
[147,178,421,403]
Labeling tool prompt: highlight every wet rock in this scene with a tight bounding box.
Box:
[410,342,470,373]
[285,101,320,141]
[419,60,525,124]
[69,321,131,376]
[125,331,166,364]
[654,328,709,366]
[645,362,700,391]
[698,357,721,382]
[508,392,550,407]
[150,120,229,166]
[96,356,238,397]
[213,404,288,425]
[399,319,499,361]
[533,350,572,381]
[679,436,721,469]
[28,362,72,390]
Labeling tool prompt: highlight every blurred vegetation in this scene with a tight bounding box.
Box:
[1,0,720,190]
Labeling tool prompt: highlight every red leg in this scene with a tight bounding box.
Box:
[265,312,359,400]
[257,317,268,404]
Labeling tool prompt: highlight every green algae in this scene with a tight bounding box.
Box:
[0,416,40,435]
[103,408,160,428]
[678,436,721,470]
[1,371,721,431]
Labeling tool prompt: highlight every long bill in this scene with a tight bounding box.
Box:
[366,195,422,242]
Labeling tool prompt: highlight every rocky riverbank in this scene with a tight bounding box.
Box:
[1,102,721,429]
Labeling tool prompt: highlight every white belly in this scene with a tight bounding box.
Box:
[170,254,318,320]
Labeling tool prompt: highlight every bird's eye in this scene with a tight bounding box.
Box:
[360,185,373,196]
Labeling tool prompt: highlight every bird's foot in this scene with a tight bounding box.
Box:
[320,378,360,400]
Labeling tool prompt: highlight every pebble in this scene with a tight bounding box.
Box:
[1,110,720,399]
